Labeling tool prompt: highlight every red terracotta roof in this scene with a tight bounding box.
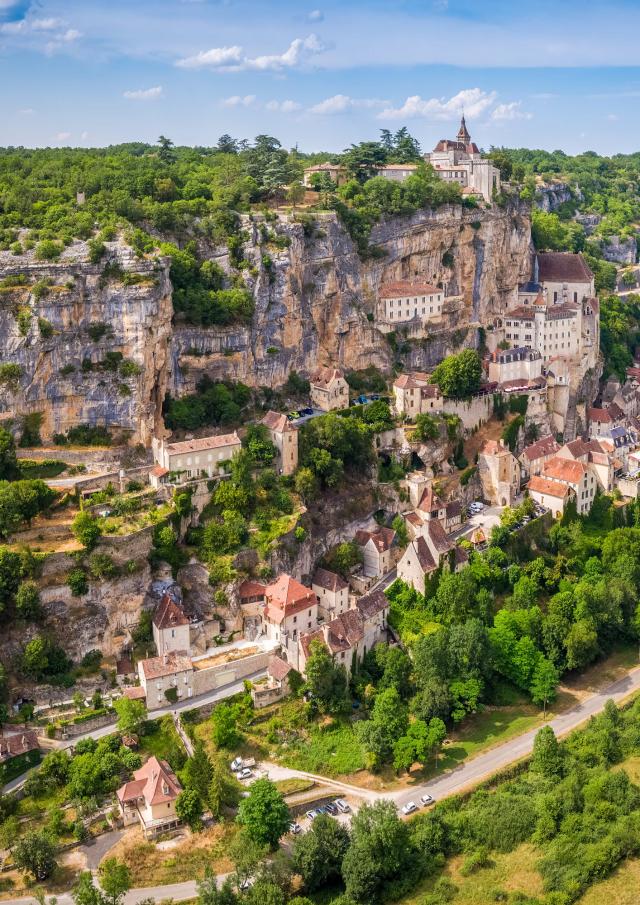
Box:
[412,536,437,573]
[153,595,189,630]
[427,519,453,555]
[268,656,294,682]
[261,410,296,433]
[417,485,444,513]
[139,651,192,680]
[312,568,348,593]
[393,372,431,390]
[311,367,345,387]
[150,465,169,478]
[521,434,560,462]
[117,756,181,807]
[355,526,395,552]
[528,475,571,499]
[587,407,612,423]
[543,456,587,485]
[264,574,317,624]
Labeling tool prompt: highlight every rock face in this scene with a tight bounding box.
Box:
[535,182,577,212]
[596,235,637,265]
[0,203,531,442]
[0,243,172,444]
[170,200,533,394]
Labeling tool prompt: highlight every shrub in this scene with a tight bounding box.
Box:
[0,363,23,389]
[68,568,88,596]
[35,240,62,261]
[37,317,54,338]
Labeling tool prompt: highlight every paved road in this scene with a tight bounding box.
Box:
[393,663,640,809]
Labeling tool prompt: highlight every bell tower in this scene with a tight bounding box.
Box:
[456,114,471,145]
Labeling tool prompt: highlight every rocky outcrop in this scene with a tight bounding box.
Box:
[169,201,533,394]
[595,235,637,265]
[0,242,172,444]
[535,182,577,212]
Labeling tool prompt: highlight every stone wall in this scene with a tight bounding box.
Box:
[191,649,271,695]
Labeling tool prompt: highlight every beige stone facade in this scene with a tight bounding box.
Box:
[153,432,242,479]
[478,439,520,506]
[117,756,182,838]
[310,366,349,411]
[261,410,299,476]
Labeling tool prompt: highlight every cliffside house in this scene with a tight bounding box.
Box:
[152,432,242,480]
[527,475,574,518]
[404,486,463,538]
[487,348,543,385]
[299,590,389,676]
[238,580,266,605]
[506,253,599,366]
[152,595,190,656]
[138,651,194,710]
[0,730,39,766]
[355,526,396,577]
[378,280,445,330]
[312,568,350,621]
[261,410,299,476]
[557,437,615,493]
[251,656,295,709]
[477,439,520,506]
[397,536,437,592]
[116,756,182,839]
[533,455,597,516]
[261,574,319,644]
[393,372,443,419]
[310,367,349,411]
[425,116,501,202]
[519,434,561,479]
[587,404,626,438]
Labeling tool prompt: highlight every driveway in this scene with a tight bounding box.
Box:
[81,829,124,870]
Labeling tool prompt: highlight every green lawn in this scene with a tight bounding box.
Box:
[138,715,187,772]
[277,719,366,777]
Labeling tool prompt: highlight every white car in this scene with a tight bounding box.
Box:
[289,822,302,835]
[230,757,243,772]
[335,798,350,813]
[401,801,418,815]
[420,793,435,806]
[236,768,253,780]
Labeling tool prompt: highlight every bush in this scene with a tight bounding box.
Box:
[68,568,88,596]
[37,317,54,338]
[35,240,62,261]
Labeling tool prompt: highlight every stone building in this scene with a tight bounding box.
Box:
[262,574,319,645]
[152,595,190,656]
[527,475,574,518]
[378,280,445,326]
[519,434,560,479]
[310,367,349,411]
[261,410,299,476]
[477,439,520,506]
[487,348,543,385]
[536,455,597,516]
[354,526,396,577]
[393,373,442,420]
[311,568,350,621]
[425,115,501,202]
[138,651,194,710]
[152,432,242,480]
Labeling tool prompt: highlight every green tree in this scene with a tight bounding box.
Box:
[71,511,102,550]
[294,466,318,502]
[181,744,213,802]
[197,874,239,905]
[22,636,49,678]
[237,778,290,848]
[13,830,57,881]
[211,701,241,748]
[0,428,19,480]
[356,687,409,768]
[15,580,42,620]
[304,640,348,713]
[157,135,176,163]
[98,858,132,905]
[530,658,559,716]
[431,350,482,400]
[208,755,241,819]
[531,726,564,778]
[176,789,204,830]
[291,814,350,891]
[113,697,146,735]
[342,141,387,183]
[341,800,416,904]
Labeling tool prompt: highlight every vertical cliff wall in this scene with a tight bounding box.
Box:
[170,199,533,394]
[0,244,172,444]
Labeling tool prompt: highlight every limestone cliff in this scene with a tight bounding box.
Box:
[0,243,172,444]
[170,200,533,394]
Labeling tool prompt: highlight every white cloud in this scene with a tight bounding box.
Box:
[308,9,323,20]
[378,88,497,121]
[491,101,532,121]
[310,94,387,114]
[31,17,62,31]
[266,99,302,113]
[607,113,619,121]
[61,28,81,41]
[55,131,71,142]
[123,85,164,101]
[176,44,243,69]
[221,94,256,107]
[18,106,34,115]
[80,131,89,141]
[176,34,325,72]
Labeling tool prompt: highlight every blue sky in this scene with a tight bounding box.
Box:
[2,0,640,153]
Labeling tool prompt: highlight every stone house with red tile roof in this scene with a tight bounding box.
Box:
[310,367,349,411]
[152,595,190,656]
[311,568,350,621]
[355,526,396,577]
[260,410,299,476]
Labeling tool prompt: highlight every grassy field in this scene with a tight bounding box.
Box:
[399,844,544,905]
[577,858,640,905]
[106,823,238,885]
[138,715,187,772]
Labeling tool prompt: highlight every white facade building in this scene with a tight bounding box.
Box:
[152,432,242,480]
[425,116,501,202]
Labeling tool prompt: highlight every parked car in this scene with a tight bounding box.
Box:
[301,407,314,415]
[289,822,302,834]
[236,768,253,780]
[239,879,254,891]
[230,757,243,772]
[324,802,338,815]
[306,809,318,821]
[357,394,367,404]
[335,798,350,813]
[401,801,418,815]
[420,793,435,806]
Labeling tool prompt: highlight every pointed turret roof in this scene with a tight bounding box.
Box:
[457,114,471,144]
